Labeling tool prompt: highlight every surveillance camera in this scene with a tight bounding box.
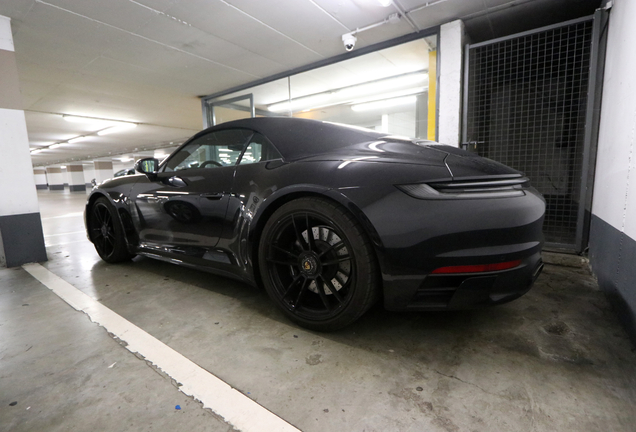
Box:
[342,33,357,52]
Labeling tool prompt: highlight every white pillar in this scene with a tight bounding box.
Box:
[0,15,47,267]
[61,167,69,187]
[33,168,47,190]
[94,160,114,184]
[45,167,64,190]
[83,163,95,187]
[67,164,86,192]
[438,20,466,147]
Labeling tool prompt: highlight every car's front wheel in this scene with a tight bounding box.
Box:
[88,196,135,263]
[259,197,379,331]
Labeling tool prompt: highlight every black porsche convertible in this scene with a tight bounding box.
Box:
[85,117,545,331]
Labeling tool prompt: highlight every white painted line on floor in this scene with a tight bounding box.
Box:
[41,212,84,220]
[22,263,301,432]
[45,240,90,247]
[44,231,86,238]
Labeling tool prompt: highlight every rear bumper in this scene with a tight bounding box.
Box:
[402,252,543,310]
[348,186,546,311]
[381,251,543,311]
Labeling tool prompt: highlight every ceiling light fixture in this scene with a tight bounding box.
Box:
[267,71,427,114]
[68,136,88,144]
[97,123,138,136]
[351,95,417,112]
[268,93,331,113]
[49,143,63,149]
[62,115,117,127]
[377,0,393,6]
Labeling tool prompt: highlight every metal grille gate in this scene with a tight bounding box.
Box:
[463,17,598,251]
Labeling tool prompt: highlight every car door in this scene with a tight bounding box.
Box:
[130,128,252,262]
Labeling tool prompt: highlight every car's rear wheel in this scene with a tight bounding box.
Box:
[88,196,135,263]
[259,197,379,331]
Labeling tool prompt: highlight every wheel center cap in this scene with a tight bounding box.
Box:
[300,254,319,276]
[101,225,109,237]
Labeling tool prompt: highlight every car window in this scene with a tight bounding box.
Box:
[163,129,253,172]
[238,133,282,165]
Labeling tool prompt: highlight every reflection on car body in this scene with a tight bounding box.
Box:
[85,117,545,331]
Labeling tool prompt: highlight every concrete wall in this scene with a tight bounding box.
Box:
[589,0,636,342]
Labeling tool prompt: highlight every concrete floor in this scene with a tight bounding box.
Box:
[1,189,635,432]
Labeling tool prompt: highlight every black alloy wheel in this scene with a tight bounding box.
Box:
[88,196,134,263]
[259,197,379,331]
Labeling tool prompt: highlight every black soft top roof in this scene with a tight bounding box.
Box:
[205,117,387,160]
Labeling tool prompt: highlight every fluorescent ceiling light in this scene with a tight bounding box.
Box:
[60,165,67,169]
[30,148,43,154]
[338,73,427,100]
[267,72,427,114]
[377,0,393,6]
[268,94,331,113]
[68,136,88,144]
[351,95,417,112]
[118,157,133,162]
[48,143,63,149]
[63,115,117,127]
[97,123,137,136]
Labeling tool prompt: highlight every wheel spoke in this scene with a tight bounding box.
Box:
[93,207,104,225]
[305,213,317,252]
[267,257,297,266]
[293,278,310,308]
[319,275,344,305]
[321,255,351,266]
[103,211,112,226]
[318,240,345,258]
[282,274,305,299]
[315,279,332,311]
[272,244,299,260]
[291,214,307,251]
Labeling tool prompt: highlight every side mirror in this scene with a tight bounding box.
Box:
[135,157,159,179]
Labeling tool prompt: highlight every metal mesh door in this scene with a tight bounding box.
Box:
[464,18,594,250]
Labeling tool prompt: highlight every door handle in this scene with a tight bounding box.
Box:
[200,192,223,200]
[167,176,187,187]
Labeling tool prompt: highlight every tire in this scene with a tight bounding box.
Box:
[88,196,135,263]
[259,197,379,331]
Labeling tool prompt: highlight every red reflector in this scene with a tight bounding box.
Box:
[431,260,522,274]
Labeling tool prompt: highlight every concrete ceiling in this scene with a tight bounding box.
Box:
[0,0,600,167]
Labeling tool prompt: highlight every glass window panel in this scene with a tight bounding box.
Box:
[164,129,252,172]
[238,133,282,165]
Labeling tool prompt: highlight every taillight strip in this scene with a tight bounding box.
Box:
[431,260,522,274]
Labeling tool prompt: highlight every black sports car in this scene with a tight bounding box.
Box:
[85,117,545,331]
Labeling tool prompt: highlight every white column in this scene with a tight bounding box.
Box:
[83,163,95,187]
[0,15,47,267]
[588,0,636,339]
[33,168,47,190]
[94,160,114,184]
[45,167,64,190]
[61,167,69,187]
[438,20,466,147]
[67,164,86,192]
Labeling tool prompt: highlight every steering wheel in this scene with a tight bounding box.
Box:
[200,160,222,168]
